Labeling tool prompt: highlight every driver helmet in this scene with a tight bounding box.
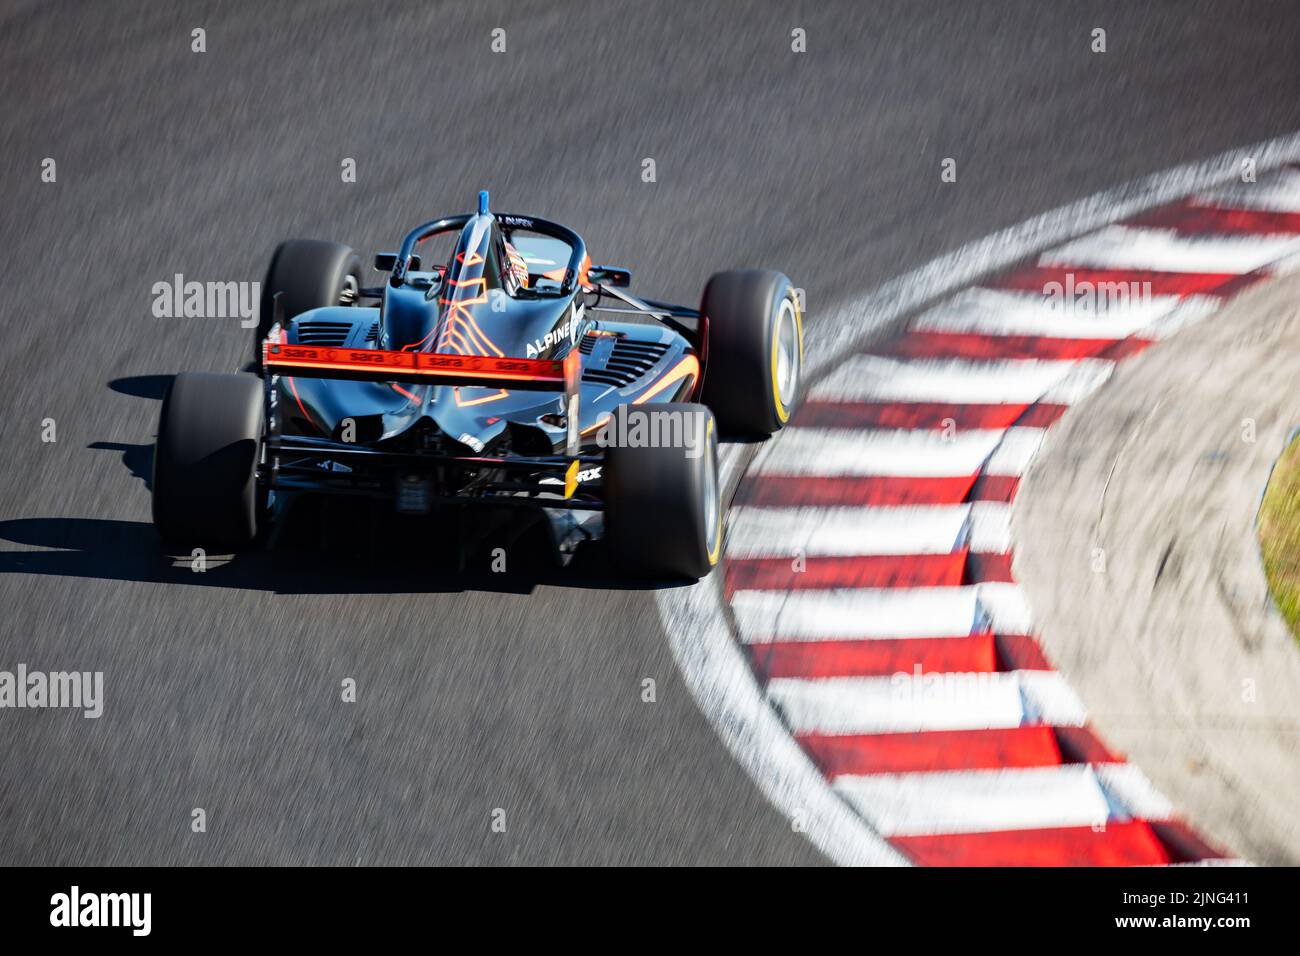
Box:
[503,241,530,291]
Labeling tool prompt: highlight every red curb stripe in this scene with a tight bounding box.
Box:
[746,635,1055,680]
[746,635,1000,679]
[727,552,968,593]
[879,331,1154,362]
[1148,820,1232,863]
[988,264,1255,297]
[965,551,1015,584]
[726,551,1014,593]
[1127,199,1300,236]
[793,400,1068,430]
[736,475,973,506]
[1211,267,1275,297]
[800,726,1070,776]
[1054,726,1127,765]
[994,633,1055,671]
[969,474,1022,503]
[890,820,1185,867]
[735,474,1021,507]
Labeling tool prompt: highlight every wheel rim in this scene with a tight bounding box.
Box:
[702,423,721,564]
[339,273,359,305]
[773,296,800,412]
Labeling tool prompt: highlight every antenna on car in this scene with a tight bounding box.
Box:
[478,190,489,216]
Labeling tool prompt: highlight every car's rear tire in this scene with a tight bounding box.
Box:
[604,402,721,580]
[152,372,265,550]
[700,269,803,436]
[255,239,363,366]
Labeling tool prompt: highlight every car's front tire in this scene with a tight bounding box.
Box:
[152,372,265,550]
[604,402,722,580]
[255,239,363,367]
[700,269,803,436]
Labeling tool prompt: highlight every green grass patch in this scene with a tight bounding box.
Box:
[1259,431,1300,644]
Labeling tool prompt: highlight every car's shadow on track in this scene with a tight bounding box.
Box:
[89,441,154,490]
[90,376,174,491]
[109,374,174,400]
[0,516,677,595]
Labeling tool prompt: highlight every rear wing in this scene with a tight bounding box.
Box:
[263,341,584,454]
[263,342,570,392]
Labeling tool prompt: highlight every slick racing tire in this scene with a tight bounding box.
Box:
[604,402,722,580]
[152,372,265,550]
[255,239,363,367]
[700,269,804,436]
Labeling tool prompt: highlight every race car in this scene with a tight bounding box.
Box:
[151,192,803,579]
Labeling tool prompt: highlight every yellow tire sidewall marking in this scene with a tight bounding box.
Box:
[771,290,801,425]
[706,416,721,565]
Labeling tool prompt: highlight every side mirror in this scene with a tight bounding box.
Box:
[587,265,631,288]
[374,252,421,272]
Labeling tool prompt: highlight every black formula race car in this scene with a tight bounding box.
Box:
[151,192,803,579]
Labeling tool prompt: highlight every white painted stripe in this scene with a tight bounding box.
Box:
[1039,359,1115,405]
[1270,249,1300,277]
[725,504,1013,559]
[984,427,1047,477]
[914,287,1209,340]
[1141,295,1226,338]
[750,426,1004,477]
[834,765,1113,836]
[748,423,1064,480]
[1017,669,1089,724]
[733,587,979,642]
[727,505,969,558]
[977,582,1035,635]
[1096,763,1176,821]
[767,671,1088,735]
[1195,168,1300,213]
[732,584,1034,642]
[771,674,1025,735]
[1041,224,1300,274]
[967,502,1012,553]
[811,355,1113,405]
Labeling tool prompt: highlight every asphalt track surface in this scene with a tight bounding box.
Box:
[1,0,1299,865]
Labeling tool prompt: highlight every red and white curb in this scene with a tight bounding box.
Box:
[659,132,1300,866]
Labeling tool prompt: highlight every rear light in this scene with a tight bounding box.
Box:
[395,474,432,514]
